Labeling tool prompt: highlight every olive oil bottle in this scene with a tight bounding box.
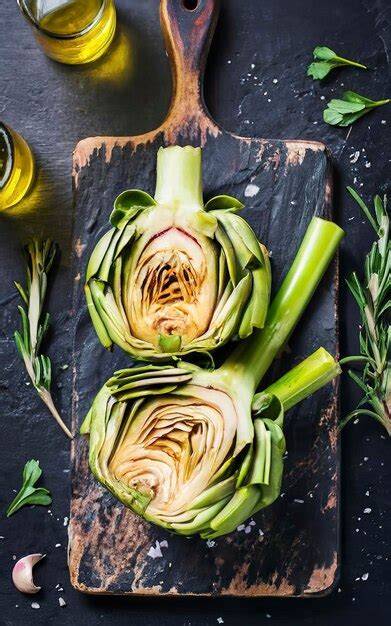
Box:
[17,0,116,65]
[0,123,35,211]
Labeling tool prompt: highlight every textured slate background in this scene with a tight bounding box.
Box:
[0,0,390,624]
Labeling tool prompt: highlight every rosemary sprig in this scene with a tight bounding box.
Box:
[340,188,390,435]
[14,239,72,438]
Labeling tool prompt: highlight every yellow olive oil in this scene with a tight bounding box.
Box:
[29,0,116,64]
[0,124,35,211]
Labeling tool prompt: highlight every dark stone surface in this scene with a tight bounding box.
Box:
[0,0,390,623]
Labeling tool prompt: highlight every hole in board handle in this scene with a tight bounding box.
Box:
[182,0,199,11]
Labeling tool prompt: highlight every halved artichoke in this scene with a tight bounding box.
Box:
[81,346,341,538]
[85,145,271,361]
[81,363,286,538]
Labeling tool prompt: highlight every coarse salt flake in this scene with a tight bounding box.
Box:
[244,183,260,198]
[147,541,163,559]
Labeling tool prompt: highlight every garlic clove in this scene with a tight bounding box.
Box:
[12,554,45,594]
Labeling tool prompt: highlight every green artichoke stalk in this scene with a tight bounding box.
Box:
[85,146,271,361]
[82,216,344,538]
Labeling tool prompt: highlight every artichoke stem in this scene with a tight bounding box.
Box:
[261,347,342,411]
[220,217,344,393]
[154,145,203,210]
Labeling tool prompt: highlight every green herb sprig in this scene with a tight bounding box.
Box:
[340,188,390,435]
[308,46,367,80]
[14,239,72,438]
[6,459,52,517]
[323,91,390,127]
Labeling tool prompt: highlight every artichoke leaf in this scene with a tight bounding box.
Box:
[110,189,156,229]
[247,420,270,485]
[111,365,192,380]
[171,496,232,534]
[215,210,266,268]
[208,274,252,339]
[217,248,228,302]
[86,229,115,282]
[206,485,261,538]
[250,436,285,515]
[204,194,244,213]
[113,223,137,260]
[84,283,112,349]
[89,280,131,351]
[214,223,238,285]
[112,256,128,322]
[190,474,238,509]
[188,209,217,238]
[238,255,271,337]
[98,228,124,282]
[236,443,254,488]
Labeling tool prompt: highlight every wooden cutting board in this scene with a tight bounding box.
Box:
[69,0,339,597]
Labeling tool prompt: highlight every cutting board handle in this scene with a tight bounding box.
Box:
[160,0,221,131]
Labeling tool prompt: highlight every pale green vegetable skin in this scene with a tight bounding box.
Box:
[85,145,271,361]
[82,216,344,538]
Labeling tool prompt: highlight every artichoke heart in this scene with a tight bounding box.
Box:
[127,226,218,350]
[85,145,271,361]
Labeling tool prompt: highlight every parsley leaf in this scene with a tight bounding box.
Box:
[308,46,367,80]
[323,90,390,127]
[6,460,52,517]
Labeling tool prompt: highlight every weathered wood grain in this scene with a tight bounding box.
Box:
[69,0,338,597]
